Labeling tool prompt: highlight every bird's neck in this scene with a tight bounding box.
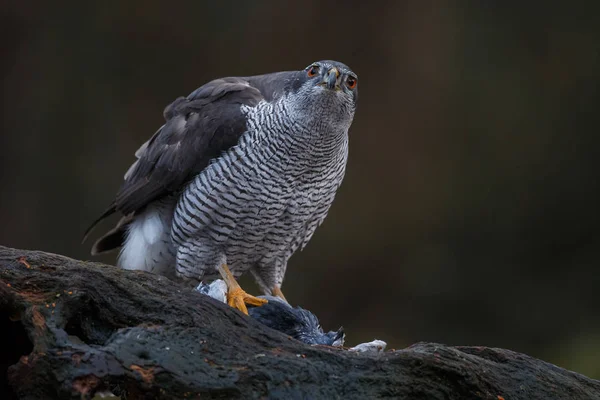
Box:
[243,100,350,164]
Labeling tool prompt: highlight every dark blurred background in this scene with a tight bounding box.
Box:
[2,1,599,379]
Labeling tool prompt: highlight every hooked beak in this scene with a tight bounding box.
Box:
[324,67,340,90]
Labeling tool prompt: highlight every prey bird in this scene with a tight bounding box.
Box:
[84,60,358,314]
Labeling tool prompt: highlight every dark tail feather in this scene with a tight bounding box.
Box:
[91,215,132,255]
[82,203,117,244]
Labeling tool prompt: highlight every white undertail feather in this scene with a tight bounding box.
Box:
[118,200,176,278]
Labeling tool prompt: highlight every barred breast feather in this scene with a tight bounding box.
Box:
[172,97,349,292]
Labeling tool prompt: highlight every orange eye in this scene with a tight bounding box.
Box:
[307,65,320,77]
[346,76,357,89]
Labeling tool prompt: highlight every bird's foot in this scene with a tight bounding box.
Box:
[227,287,268,315]
[218,263,267,315]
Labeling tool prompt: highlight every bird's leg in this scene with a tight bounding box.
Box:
[272,286,288,303]
[217,263,267,315]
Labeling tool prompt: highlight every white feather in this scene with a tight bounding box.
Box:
[142,211,164,244]
[349,340,387,353]
[118,201,175,277]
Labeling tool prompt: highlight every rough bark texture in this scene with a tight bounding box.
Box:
[0,245,598,400]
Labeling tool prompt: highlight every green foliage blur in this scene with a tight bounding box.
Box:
[1,1,599,379]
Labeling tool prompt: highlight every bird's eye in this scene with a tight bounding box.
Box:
[307,65,320,77]
[346,76,357,89]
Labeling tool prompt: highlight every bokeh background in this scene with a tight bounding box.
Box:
[2,1,599,379]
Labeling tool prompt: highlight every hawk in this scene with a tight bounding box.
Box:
[84,60,358,314]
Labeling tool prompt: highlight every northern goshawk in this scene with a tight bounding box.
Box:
[84,60,358,313]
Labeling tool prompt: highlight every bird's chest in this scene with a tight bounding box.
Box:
[225,136,347,260]
[235,153,343,235]
[176,126,348,269]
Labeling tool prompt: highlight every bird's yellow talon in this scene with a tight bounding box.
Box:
[226,287,267,315]
[219,264,267,315]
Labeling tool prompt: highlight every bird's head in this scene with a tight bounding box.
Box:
[287,60,358,130]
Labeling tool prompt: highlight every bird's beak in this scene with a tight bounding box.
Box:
[324,67,340,90]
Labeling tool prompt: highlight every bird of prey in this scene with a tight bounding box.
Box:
[84,60,358,314]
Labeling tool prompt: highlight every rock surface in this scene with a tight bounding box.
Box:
[1,246,599,399]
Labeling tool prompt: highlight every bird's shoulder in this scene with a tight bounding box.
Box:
[114,73,299,216]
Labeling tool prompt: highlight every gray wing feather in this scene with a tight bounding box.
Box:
[84,70,304,248]
[84,77,264,241]
[114,79,264,215]
[124,125,163,180]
